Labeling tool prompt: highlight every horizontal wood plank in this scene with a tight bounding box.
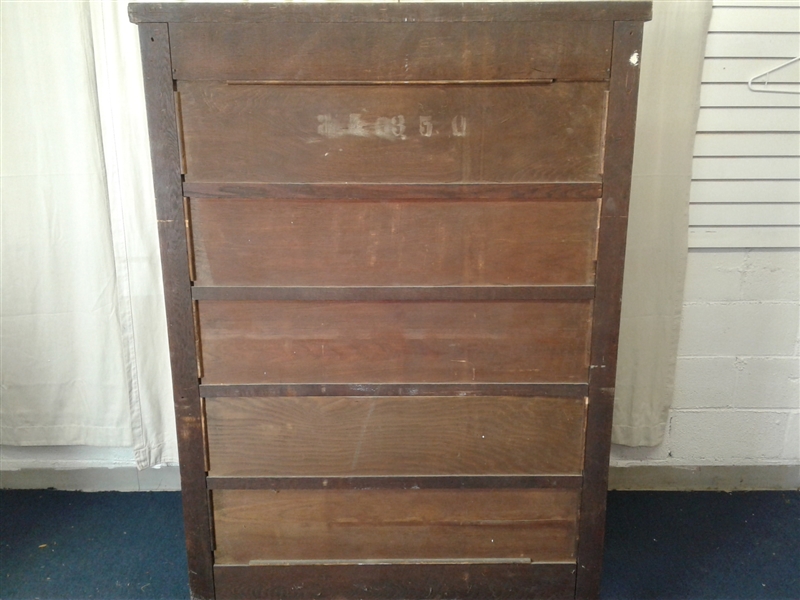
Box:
[206,475,583,491]
[696,108,800,132]
[170,21,612,82]
[199,383,590,398]
[704,32,800,58]
[213,562,577,600]
[190,198,600,286]
[191,286,596,302]
[212,488,580,563]
[693,157,800,179]
[206,396,587,477]
[691,180,800,203]
[689,226,800,248]
[694,132,800,155]
[178,82,607,184]
[197,300,593,384]
[183,182,604,200]
[130,1,652,23]
[689,203,800,226]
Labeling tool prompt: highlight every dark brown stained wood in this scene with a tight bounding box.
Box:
[206,396,586,477]
[190,199,599,287]
[206,475,583,491]
[212,489,580,564]
[136,23,214,600]
[177,82,607,184]
[129,1,653,24]
[169,21,611,82]
[576,21,646,600]
[191,286,596,302]
[197,300,593,384]
[199,382,590,399]
[213,563,577,600]
[183,182,604,200]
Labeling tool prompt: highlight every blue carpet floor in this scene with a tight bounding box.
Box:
[0,490,798,599]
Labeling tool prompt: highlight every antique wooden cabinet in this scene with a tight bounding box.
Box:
[130,2,651,599]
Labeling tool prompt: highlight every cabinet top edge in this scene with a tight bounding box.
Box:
[129,2,652,24]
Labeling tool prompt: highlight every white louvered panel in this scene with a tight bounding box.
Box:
[703,58,800,83]
[690,203,800,226]
[697,107,800,131]
[693,157,800,179]
[694,133,800,156]
[709,6,800,32]
[689,226,800,248]
[714,1,800,7]
[705,32,800,57]
[701,84,800,107]
[691,180,800,203]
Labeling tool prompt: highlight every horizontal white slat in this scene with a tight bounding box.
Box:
[703,58,800,83]
[691,180,800,203]
[705,33,800,58]
[694,132,800,156]
[693,157,800,179]
[714,1,800,7]
[701,83,800,107]
[709,6,800,32]
[689,226,800,248]
[690,203,800,226]
[697,107,800,132]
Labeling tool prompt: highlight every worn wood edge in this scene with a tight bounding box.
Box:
[198,383,590,398]
[575,20,645,600]
[191,285,596,302]
[183,182,603,200]
[246,558,551,566]
[212,562,577,600]
[137,23,214,600]
[206,475,584,491]
[130,2,653,24]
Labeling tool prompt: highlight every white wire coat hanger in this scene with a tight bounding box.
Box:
[748,56,800,94]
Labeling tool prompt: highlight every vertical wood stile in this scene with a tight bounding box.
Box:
[575,20,645,600]
[137,23,215,600]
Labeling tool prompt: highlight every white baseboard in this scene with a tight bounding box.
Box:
[0,466,181,491]
[609,465,800,491]
[1,465,798,492]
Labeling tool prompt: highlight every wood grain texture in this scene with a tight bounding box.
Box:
[191,286,597,302]
[206,396,586,477]
[183,182,604,200]
[177,82,607,184]
[129,1,653,23]
[197,300,593,384]
[206,475,583,491]
[169,21,611,82]
[576,21,645,600]
[190,199,599,286]
[199,382,590,399]
[213,563,577,600]
[136,23,214,600]
[212,488,579,564]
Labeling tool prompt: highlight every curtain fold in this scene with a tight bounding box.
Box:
[613,0,713,446]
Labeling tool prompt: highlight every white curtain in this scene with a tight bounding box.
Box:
[613,0,713,446]
[0,0,710,465]
[1,1,176,467]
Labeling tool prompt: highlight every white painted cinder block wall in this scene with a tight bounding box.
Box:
[611,0,800,470]
[2,0,798,490]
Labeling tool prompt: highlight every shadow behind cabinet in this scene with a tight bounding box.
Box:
[129,3,651,599]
